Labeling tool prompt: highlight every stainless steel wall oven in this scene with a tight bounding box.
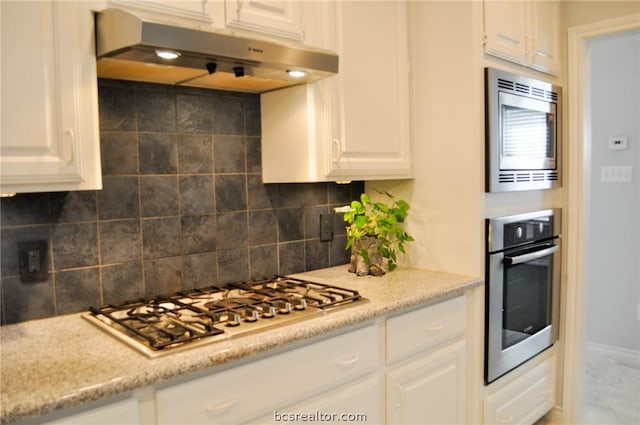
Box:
[485,67,562,192]
[485,209,561,384]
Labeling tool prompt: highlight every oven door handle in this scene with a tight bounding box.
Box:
[503,245,559,266]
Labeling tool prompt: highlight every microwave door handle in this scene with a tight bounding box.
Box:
[503,245,559,266]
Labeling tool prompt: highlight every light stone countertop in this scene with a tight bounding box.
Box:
[0,266,482,424]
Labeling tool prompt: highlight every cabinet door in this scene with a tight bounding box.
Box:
[483,0,528,65]
[108,0,220,28]
[529,0,560,75]
[387,341,466,425]
[0,0,101,194]
[225,0,304,41]
[327,0,411,180]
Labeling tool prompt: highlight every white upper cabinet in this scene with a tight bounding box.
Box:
[107,0,222,28]
[0,0,102,195]
[483,0,529,64]
[326,0,411,181]
[483,0,560,75]
[106,0,307,42]
[224,0,304,41]
[528,0,560,74]
[261,0,412,183]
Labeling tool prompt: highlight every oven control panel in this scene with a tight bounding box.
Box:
[505,220,553,246]
[487,209,560,252]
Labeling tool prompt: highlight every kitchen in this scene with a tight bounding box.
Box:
[1,1,639,424]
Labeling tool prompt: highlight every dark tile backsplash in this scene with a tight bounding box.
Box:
[0,79,363,325]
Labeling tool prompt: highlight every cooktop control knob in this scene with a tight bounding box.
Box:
[293,298,307,310]
[244,308,259,322]
[276,300,292,314]
[260,305,276,318]
[226,312,241,326]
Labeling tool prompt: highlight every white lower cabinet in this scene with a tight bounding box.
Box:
[483,355,556,425]
[387,341,466,425]
[155,324,380,424]
[386,295,468,425]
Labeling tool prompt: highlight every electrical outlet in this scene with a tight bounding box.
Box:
[320,213,334,242]
[18,240,49,282]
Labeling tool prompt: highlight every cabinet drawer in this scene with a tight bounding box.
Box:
[386,296,466,364]
[156,324,379,424]
[483,356,556,425]
[256,376,382,424]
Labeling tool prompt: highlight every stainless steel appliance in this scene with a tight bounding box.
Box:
[485,68,562,192]
[94,8,338,93]
[83,276,363,358]
[485,209,561,383]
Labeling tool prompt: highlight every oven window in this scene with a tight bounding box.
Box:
[501,105,554,159]
[502,249,553,349]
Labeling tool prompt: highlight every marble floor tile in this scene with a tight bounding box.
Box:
[584,347,640,425]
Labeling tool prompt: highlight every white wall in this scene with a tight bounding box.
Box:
[587,29,640,351]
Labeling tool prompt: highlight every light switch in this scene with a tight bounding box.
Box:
[608,137,628,150]
[601,166,632,182]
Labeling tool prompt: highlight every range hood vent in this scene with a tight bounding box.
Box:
[95,9,339,93]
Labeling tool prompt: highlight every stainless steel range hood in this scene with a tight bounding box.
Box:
[95,9,339,93]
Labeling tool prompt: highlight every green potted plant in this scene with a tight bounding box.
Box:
[338,190,414,276]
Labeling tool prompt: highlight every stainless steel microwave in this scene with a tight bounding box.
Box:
[485,68,562,192]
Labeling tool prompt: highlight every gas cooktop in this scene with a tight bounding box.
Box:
[83,276,364,358]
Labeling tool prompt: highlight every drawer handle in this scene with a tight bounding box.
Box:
[425,324,444,334]
[336,354,360,368]
[498,415,513,424]
[206,396,237,414]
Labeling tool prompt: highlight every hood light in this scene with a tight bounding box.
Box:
[287,70,307,78]
[155,50,181,60]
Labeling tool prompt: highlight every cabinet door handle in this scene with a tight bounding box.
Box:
[206,396,237,414]
[425,324,444,334]
[497,34,520,46]
[62,128,75,163]
[336,354,360,368]
[331,139,342,162]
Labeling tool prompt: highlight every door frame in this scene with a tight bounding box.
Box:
[563,13,640,423]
